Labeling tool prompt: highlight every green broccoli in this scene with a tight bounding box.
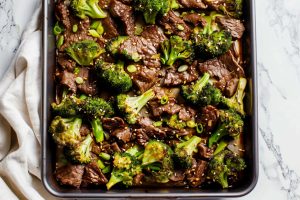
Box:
[193,12,232,59]
[207,149,246,188]
[166,114,187,130]
[70,0,107,19]
[116,89,155,124]
[80,97,114,142]
[106,152,142,190]
[221,78,247,116]
[64,134,93,164]
[95,60,132,93]
[51,93,83,117]
[65,40,104,66]
[49,116,82,146]
[133,0,170,24]
[161,35,194,66]
[208,109,243,148]
[205,0,243,19]
[173,136,201,169]
[142,140,174,183]
[106,36,129,55]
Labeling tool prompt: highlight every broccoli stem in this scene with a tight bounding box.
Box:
[214,140,228,155]
[106,173,122,190]
[194,73,210,93]
[219,171,229,188]
[208,124,227,148]
[131,89,155,113]
[91,118,104,143]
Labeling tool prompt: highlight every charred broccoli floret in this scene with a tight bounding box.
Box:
[70,0,107,19]
[65,40,104,66]
[117,89,155,124]
[193,12,232,59]
[80,97,114,142]
[49,116,82,146]
[167,114,187,130]
[161,35,194,66]
[95,60,132,93]
[51,92,83,117]
[106,36,129,55]
[207,149,246,188]
[142,140,174,183]
[208,109,243,147]
[221,78,247,116]
[64,134,93,164]
[106,152,142,190]
[173,136,201,169]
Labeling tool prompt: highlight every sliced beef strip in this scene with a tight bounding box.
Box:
[111,142,122,152]
[60,70,77,93]
[163,61,199,86]
[141,25,167,48]
[178,107,196,121]
[203,0,226,10]
[55,0,71,29]
[119,36,161,68]
[76,67,97,96]
[198,143,214,160]
[159,11,191,40]
[81,162,108,187]
[57,53,76,72]
[91,143,101,155]
[185,159,207,187]
[55,164,85,188]
[80,124,90,137]
[138,117,167,139]
[219,50,245,77]
[110,0,135,36]
[216,17,245,39]
[102,117,126,131]
[198,105,219,134]
[133,173,145,185]
[182,13,206,27]
[161,127,195,137]
[169,170,185,182]
[98,0,111,9]
[128,65,159,93]
[134,129,149,146]
[148,98,182,117]
[178,0,207,9]
[112,127,132,143]
[101,14,120,39]
[119,0,133,4]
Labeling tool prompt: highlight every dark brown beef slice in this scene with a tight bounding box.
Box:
[178,0,207,9]
[204,0,226,10]
[182,13,206,27]
[55,0,71,29]
[128,65,158,93]
[110,0,135,36]
[134,129,149,146]
[101,14,120,39]
[217,17,245,39]
[198,143,214,160]
[198,105,219,134]
[98,0,111,9]
[55,164,85,188]
[57,53,76,72]
[178,107,196,121]
[159,11,191,40]
[133,173,145,185]
[81,162,108,187]
[163,61,199,86]
[60,70,77,93]
[102,117,126,131]
[111,142,122,152]
[185,159,207,187]
[112,127,132,143]
[148,98,182,117]
[138,117,167,139]
[80,124,90,137]
[141,25,167,48]
[76,67,97,95]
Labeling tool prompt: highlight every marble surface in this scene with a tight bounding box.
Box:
[0,0,300,199]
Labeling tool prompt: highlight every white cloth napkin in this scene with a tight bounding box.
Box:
[0,3,56,200]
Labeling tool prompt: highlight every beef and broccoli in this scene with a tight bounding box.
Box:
[51,0,247,190]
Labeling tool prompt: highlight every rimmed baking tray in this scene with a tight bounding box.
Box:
[42,0,258,198]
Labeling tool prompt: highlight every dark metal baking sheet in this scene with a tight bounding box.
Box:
[42,0,258,197]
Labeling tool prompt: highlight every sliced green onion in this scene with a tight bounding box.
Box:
[72,24,78,33]
[178,65,188,72]
[56,35,64,48]
[153,121,163,127]
[127,64,137,73]
[79,94,87,100]
[102,165,111,174]
[196,123,203,134]
[91,21,101,29]
[88,29,101,38]
[187,120,196,128]
[91,21,104,35]
[97,159,105,169]
[160,95,169,105]
[99,152,111,161]
[73,67,80,75]
[96,23,104,35]
[75,77,84,84]
[177,24,184,31]
[53,22,63,36]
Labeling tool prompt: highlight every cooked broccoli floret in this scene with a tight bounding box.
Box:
[173,136,201,169]
[161,35,194,66]
[95,60,132,93]
[117,89,155,124]
[205,0,243,18]
[182,73,222,106]
[70,0,107,19]
[106,36,129,55]
[142,140,174,183]
[193,12,232,59]
[133,0,169,24]
[65,40,104,66]
[106,152,142,190]
[167,114,187,130]
[80,97,114,142]
[51,93,83,117]
[221,78,247,116]
[207,149,246,188]
[49,116,82,146]
[208,109,243,147]
[64,134,93,163]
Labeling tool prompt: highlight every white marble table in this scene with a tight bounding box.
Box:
[0,0,300,199]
